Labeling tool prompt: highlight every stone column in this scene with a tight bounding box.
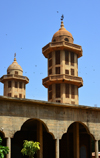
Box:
[55,138,59,158]
[95,140,98,158]
[73,123,79,158]
[6,137,11,158]
[37,122,43,158]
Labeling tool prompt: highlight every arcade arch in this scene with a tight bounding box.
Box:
[11,118,55,158]
[60,122,94,158]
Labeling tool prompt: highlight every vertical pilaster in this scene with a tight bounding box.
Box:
[6,137,11,158]
[37,122,43,158]
[73,123,79,158]
[55,138,59,158]
[95,140,98,158]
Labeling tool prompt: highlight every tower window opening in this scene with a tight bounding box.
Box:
[71,52,74,66]
[71,69,74,75]
[14,95,17,98]
[48,69,52,75]
[55,51,60,65]
[56,84,60,98]
[24,84,25,89]
[49,85,52,91]
[15,71,18,75]
[7,72,10,75]
[19,82,22,89]
[48,85,52,100]
[71,85,75,99]
[71,101,75,104]
[65,84,69,98]
[53,39,56,42]
[48,52,52,59]
[8,93,11,97]
[56,67,60,74]
[15,81,18,88]
[56,100,60,103]
[65,70,69,74]
[65,38,69,42]
[19,94,22,98]
[48,59,52,67]
[49,91,52,100]
[65,51,69,65]
[8,81,12,88]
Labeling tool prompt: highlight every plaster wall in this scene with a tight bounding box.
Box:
[0,97,100,141]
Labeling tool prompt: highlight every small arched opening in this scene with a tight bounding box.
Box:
[0,131,6,146]
[60,122,94,158]
[11,119,55,158]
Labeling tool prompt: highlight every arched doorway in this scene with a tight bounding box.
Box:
[0,131,6,146]
[60,122,93,158]
[11,119,55,158]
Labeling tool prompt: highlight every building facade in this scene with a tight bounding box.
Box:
[0,20,100,158]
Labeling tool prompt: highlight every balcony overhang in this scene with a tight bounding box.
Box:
[43,74,83,88]
[42,41,82,58]
[0,74,29,84]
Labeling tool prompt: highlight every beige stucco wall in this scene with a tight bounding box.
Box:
[0,96,100,140]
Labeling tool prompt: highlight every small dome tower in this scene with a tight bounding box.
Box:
[42,19,83,105]
[0,56,29,98]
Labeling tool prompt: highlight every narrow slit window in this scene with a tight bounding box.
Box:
[48,59,52,67]
[65,84,69,98]
[71,69,74,75]
[56,84,60,98]
[71,52,74,66]
[65,70,69,74]
[14,95,17,98]
[19,94,22,98]
[15,81,18,88]
[48,69,52,75]
[65,51,69,65]
[8,81,12,88]
[55,51,60,65]
[71,85,75,99]
[19,82,22,89]
[49,91,52,100]
[15,71,18,75]
[8,93,11,97]
[48,52,52,59]
[56,67,60,74]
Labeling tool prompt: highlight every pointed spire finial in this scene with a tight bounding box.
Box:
[14,53,16,61]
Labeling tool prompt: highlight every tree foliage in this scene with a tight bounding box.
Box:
[0,137,9,158]
[21,140,40,158]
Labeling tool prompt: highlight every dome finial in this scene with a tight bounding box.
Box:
[14,53,16,61]
[60,14,64,28]
[61,14,64,21]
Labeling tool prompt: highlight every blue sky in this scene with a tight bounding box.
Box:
[0,0,100,107]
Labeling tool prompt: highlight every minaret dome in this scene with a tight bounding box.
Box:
[0,56,29,98]
[52,21,74,43]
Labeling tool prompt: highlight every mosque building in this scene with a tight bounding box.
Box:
[0,18,100,158]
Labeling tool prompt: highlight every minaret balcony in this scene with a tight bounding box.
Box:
[0,74,29,84]
[42,41,82,58]
[43,74,83,88]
